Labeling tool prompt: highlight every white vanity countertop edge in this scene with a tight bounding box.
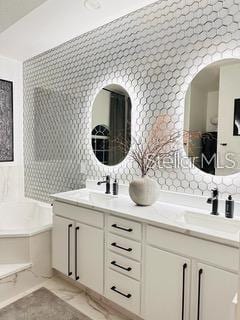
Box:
[51,189,240,248]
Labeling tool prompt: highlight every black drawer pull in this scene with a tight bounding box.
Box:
[182,263,187,320]
[75,226,80,281]
[68,224,73,276]
[220,143,227,146]
[111,242,132,252]
[112,224,133,232]
[197,269,203,320]
[111,286,131,299]
[111,261,132,272]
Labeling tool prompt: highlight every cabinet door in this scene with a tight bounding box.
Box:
[191,263,237,320]
[52,215,74,278]
[75,223,104,294]
[144,246,191,320]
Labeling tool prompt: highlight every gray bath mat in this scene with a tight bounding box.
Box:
[0,287,91,320]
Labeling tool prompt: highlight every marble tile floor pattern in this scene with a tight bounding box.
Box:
[0,276,130,320]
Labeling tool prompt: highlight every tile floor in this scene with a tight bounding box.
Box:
[0,276,130,320]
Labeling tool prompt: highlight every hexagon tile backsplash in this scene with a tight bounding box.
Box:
[24,0,240,202]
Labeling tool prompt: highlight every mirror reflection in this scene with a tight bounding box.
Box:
[91,84,131,166]
[184,59,240,176]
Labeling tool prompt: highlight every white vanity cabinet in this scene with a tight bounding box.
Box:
[144,245,238,320]
[52,201,104,294]
[52,215,75,277]
[145,225,239,320]
[144,246,191,320]
[105,215,143,315]
[75,222,104,294]
[191,262,237,320]
[51,199,239,320]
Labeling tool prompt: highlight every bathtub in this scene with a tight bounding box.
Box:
[0,200,53,303]
[0,200,52,237]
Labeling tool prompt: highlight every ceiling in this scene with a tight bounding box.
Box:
[0,0,158,61]
[0,0,48,33]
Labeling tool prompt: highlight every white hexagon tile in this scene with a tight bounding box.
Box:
[23,0,240,202]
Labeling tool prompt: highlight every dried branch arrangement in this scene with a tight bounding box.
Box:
[114,115,181,177]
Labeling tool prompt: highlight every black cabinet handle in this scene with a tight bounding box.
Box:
[75,226,80,280]
[112,224,133,232]
[181,263,187,320]
[67,224,73,276]
[111,242,132,252]
[197,269,203,320]
[220,143,227,146]
[111,286,132,299]
[111,261,132,272]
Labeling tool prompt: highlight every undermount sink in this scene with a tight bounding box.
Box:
[70,189,115,205]
[177,211,240,235]
[89,191,114,204]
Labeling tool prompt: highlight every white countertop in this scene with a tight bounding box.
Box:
[51,188,240,248]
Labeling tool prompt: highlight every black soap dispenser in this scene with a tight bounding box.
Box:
[225,195,234,219]
[113,178,119,196]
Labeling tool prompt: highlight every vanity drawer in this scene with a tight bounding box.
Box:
[147,225,239,272]
[108,215,142,241]
[53,201,103,228]
[107,234,141,262]
[105,269,140,315]
[107,252,141,281]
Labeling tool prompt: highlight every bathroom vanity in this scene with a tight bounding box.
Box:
[51,187,239,320]
[51,61,240,320]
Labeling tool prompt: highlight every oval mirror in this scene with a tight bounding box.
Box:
[184,58,240,176]
[91,84,131,166]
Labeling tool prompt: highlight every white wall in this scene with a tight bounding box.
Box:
[189,84,207,133]
[92,90,110,130]
[216,63,240,175]
[185,84,207,160]
[0,55,23,201]
[186,84,219,134]
[206,91,219,132]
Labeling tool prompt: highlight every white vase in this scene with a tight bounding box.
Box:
[129,176,159,206]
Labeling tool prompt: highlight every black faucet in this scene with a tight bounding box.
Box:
[207,188,219,215]
[97,175,111,194]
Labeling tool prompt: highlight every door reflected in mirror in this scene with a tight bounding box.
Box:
[91,84,131,166]
[184,59,240,176]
